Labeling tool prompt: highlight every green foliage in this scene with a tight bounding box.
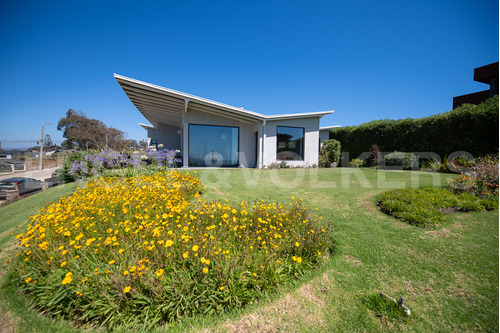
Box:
[13,171,334,329]
[446,155,499,199]
[363,294,411,326]
[384,152,418,170]
[330,96,499,158]
[57,151,90,182]
[349,158,364,167]
[268,161,291,169]
[377,187,495,228]
[422,158,450,173]
[57,109,138,150]
[319,139,341,167]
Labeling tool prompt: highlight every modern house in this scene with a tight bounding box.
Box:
[453,62,499,109]
[115,74,337,168]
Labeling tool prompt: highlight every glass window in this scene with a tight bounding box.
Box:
[188,124,239,167]
[276,126,304,161]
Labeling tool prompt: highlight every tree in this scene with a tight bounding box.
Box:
[367,144,381,167]
[57,109,132,150]
[44,134,54,147]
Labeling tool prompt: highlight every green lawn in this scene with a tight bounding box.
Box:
[0,169,498,332]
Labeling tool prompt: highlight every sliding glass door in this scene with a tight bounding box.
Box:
[188,124,239,167]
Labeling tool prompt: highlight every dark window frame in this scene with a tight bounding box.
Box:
[276,125,305,161]
[188,123,240,167]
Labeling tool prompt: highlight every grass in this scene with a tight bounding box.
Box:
[377,187,497,228]
[0,168,498,332]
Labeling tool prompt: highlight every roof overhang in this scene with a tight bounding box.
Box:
[319,125,341,131]
[114,74,335,128]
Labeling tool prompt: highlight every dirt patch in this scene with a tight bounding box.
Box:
[0,308,18,333]
[359,194,378,214]
[376,314,396,329]
[224,294,301,333]
[206,185,226,196]
[424,228,459,238]
[447,273,475,302]
[298,284,324,307]
[403,281,434,297]
[344,254,363,266]
[224,273,331,332]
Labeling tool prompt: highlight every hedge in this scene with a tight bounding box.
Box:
[330,96,499,160]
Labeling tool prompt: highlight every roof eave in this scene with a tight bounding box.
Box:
[265,110,335,120]
[114,74,266,121]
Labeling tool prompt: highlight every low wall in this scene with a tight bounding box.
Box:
[25,157,65,171]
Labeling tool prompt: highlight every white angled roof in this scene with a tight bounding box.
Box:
[114,74,334,127]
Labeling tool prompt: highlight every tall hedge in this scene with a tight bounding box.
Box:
[330,96,499,159]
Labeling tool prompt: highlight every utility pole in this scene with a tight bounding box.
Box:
[39,122,52,170]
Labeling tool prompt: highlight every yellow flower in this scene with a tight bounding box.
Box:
[109,260,115,265]
[156,269,164,277]
[60,261,67,267]
[297,257,302,263]
[203,267,208,274]
[183,252,189,258]
[220,286,224,291]
[317,251,321,256]
[192,245,199,251]
[61,272,72,285]
[119,248,124,253]
[25,277,32,283]
[252,273,257,277]
[123,286,131,293]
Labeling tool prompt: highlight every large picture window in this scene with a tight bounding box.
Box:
[188,124,239,167]
[276,126,304,161]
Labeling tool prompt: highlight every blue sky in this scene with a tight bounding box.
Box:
[0,0,498,149]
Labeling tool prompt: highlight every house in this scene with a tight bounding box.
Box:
[115,74,337,168]
[453,62,499,109]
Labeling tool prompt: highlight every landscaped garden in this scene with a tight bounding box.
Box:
[0,165,497,332]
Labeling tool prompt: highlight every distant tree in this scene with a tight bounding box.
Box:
[44,134,54,147]
[57,109,132,150]
[139,140,148,149]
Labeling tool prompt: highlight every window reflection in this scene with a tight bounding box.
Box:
[188,124,239,167]
[276,126,304,160]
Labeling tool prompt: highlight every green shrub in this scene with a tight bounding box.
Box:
[57,151,90,182]
[446,156,499,198]
[363,294,410,326]
[330,96,499,159]
[422,158,449,173]
[319,139,341,167]
[384,152,418,170]
[378,187,495,228]
[349,158,364,167]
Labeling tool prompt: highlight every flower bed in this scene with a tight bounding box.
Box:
[14,170,334,329]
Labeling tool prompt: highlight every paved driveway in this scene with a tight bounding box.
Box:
[0,167,59,181]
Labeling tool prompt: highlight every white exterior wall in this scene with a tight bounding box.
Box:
[262,117,320,167]
[183,108,259,168]
[319,129,330,146]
